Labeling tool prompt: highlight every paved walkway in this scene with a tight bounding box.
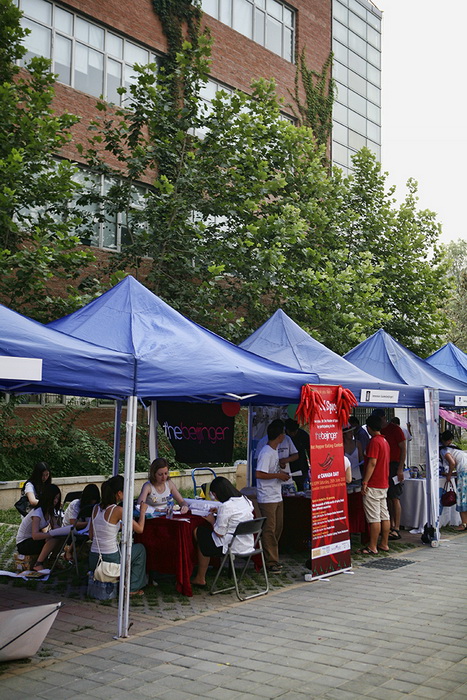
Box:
[1,533,466,699]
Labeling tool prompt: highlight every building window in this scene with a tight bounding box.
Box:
[74,170,148,251]
[18,0,159,103]
[202,0,295,62]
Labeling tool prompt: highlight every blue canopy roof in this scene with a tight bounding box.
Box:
[47,277,318,403]
[425,342,467,383]
[239,310,425,406]
[344,329,467,407]
[0,304,134,398]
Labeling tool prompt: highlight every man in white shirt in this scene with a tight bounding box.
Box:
[255,421,299,486]
[256,421,290,573]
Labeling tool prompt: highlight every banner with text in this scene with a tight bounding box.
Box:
[158,402,234,463]
[309,385,351,579]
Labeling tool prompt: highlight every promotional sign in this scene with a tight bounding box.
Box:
[0,356,42,381]
[308,386,351,579]
[157,402,234,463]
[454,395,467,406]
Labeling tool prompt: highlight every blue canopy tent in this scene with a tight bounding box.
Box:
[425,342,467,384]
[44,276,320,636]
[0,304,134,398]
[343,329,467,407]
[344,329,467,544]
[239,309,425,406]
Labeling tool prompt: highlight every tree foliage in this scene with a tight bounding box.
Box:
[0,0,101,321]
[443,239,467,351]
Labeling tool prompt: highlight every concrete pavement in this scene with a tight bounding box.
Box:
[1,533,466,699]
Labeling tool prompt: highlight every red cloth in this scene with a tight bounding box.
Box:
[135,514,210,597]
[381,422,405,462]
[364,434,390,488]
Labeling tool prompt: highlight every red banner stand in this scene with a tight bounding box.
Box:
[307,385,352,579]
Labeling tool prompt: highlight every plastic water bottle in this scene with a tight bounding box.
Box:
[166,494,174,519]
[303,477,310,492]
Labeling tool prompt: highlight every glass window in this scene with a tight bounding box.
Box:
[367,101,380,124]
[332,141,349,169]
[348,129,366,150]
[22,19,51,61]
[348,109,366,135]
[367,121,380,143]
[333,121,348,146]
[19,1,160,104]
[349,31,366,58]
[55,6,72,35]
[349,12,365,38]
[332,40,348,64]
[367,83,380,106]
[107,33,123,59]
[348,50,366,76]
[334,61,348,85]
[266,15,282,56]
[348,90,366,116]
[233,0,253,39]
[54,34,71,84]
[335,83,348,106]
[333,20,348,45]
[333,102,348,126]
[23,0,51,24]
[367,141,381,160]
[367,44,380,69]
[348,70,366,97]
[367,25,380,50]
[202,0,295,62]
[333,1,348,24]
[220,0,232,23]
[367,63,380,87]
[75,44,104,97]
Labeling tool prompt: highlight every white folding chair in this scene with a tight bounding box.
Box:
[210,517,269,601]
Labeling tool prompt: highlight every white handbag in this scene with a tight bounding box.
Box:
[92,507,121,583]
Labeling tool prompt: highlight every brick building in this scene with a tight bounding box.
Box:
[12,0,381,419]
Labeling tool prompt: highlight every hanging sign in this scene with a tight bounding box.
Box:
[454,395,467,406]
[360,389,399,404]
[0,356,42,381]
[158,402,234,463]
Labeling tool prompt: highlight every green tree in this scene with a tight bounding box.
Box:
[443,239,467,350]
[0,0,100,321]
[339,149,450,356]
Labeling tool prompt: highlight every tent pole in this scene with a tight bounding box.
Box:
[117,395,138,638]
[113,400,123,476]
[247,406,253,487]
[423,388,440,543]
[148,400,158,463]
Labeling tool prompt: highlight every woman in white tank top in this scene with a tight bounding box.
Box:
[89,475,148,594]
[137,458,189,514]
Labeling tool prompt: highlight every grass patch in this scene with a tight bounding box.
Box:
[0,508,21,526]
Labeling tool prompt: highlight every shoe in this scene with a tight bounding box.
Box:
[267,564,283,574]
[388,529,401,540]
[191,581,207,589]
[358,548,378,555]
[454,523,467,531]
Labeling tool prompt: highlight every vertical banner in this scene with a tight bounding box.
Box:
[424,388,440,541]
[308,386,351,579]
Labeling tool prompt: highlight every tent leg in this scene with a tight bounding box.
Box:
[113,400,123,477]
[247,406,253,487]
[148,400,158,463]
[423,388,440,542]
[117,395,138,639]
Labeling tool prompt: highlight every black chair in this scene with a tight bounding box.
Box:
[49,501,92,576]
[210,517,269,601]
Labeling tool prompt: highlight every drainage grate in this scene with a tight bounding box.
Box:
[361,558,417,571]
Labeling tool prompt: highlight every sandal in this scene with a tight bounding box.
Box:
[358,548,378,555]
[129,590,144,596]
[388,529,401,540]
[454,523,467,531]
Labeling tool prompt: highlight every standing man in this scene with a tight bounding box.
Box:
[256,421,290,573]
[284,418,310,490]
[372,408,406,540]
[360,414,391,555]
[255,419,299,487]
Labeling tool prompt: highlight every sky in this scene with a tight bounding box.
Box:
[375,0,467,244]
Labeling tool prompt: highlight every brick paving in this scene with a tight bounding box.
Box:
[1,532,466,698]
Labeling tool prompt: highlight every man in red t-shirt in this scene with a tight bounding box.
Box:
[360,414,390,555]
[373,408,406,540]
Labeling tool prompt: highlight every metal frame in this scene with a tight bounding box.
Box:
[210,516,269,601]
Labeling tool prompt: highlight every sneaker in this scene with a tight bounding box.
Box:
[267,564,283,574]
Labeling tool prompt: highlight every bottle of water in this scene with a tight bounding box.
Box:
[303,476,310,492]
[166,494,174,519]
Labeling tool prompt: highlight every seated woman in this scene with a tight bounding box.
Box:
[63,484,100,530]
[16,483,63,571]
[137,457,189,514]
[191,477,254,587]
[22,462,52,512]
[89,475,148,595]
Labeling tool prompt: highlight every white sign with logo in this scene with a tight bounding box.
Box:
[0,356,42,381]
[359,389,399,404]
[454,395,467,406]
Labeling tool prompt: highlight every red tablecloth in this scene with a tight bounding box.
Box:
[135,514,210,597]
[280,492,367,552]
